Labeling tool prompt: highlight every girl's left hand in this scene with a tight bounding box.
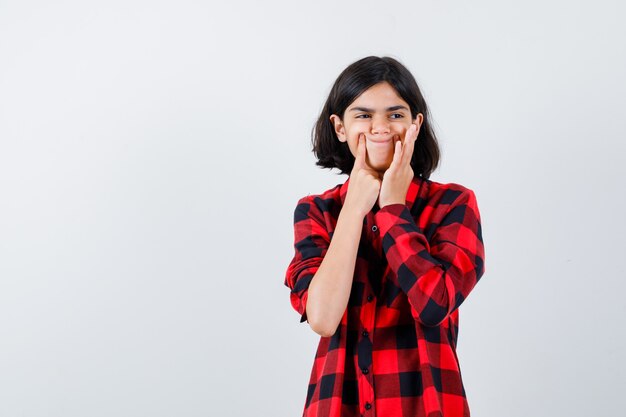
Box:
[377,123,420,208]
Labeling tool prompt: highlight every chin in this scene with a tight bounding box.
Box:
[370,158,392,172]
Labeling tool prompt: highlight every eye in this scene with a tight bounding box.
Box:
[355,114,371,119]
[390,113,404,119]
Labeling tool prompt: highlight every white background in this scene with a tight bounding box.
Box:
[1,1,625,416]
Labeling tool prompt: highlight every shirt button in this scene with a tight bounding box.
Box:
[362,330,369,337]
[365,402,372,410]
[371,225,378,232]
[367,295,373,302]
[362,367,369,374]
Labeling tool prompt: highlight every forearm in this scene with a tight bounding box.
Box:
[305,204,365,337]
[375,191,485,327]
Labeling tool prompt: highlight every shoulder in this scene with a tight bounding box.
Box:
[293,182,343,222]
[423,178,479,212]
[294,182,343,211]
[418,179,483,241]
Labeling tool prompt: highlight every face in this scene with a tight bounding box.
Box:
[330,81,424,175]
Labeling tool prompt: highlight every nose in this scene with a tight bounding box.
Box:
[370,115,390,135]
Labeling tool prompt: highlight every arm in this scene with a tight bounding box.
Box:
[284,196,365,337]
[374,187,486,327]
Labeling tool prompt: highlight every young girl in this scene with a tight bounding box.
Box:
[284,56,486,417]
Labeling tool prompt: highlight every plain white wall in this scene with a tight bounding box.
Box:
[1,0,624,416]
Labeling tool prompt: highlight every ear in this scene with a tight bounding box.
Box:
[329,114,346,142]
[414,113,424,129]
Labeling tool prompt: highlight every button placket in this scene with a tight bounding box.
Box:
[358,213,377,415]
[365,288,377,412]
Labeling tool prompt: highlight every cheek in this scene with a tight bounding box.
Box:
[391,128,406,142]
[346,120,368,130]
[396,123,412,139]
[347,127,368,141]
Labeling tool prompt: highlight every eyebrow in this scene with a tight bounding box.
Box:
[349,105,410,112]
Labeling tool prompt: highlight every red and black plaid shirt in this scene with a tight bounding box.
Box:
[284,174,486,417]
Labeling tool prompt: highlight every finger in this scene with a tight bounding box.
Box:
[360,134,376,172]
[389,134,402,170]
[353,134,364,170]
[401,124,418,167]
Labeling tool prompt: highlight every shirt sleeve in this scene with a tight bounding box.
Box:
[374,188,485,327]
[284,196,330,323]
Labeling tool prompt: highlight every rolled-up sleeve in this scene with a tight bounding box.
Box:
[374,187,486,327]
[284,196,330,323]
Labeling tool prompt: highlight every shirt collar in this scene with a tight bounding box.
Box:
[339,174,425,211]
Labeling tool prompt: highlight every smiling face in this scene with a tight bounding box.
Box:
[330,81,423,175]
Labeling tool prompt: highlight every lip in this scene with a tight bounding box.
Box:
[367,137,393,144]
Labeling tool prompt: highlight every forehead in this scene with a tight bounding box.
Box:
[349,82,408,109]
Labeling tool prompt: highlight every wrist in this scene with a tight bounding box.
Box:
[341,202,368,220]
[379,200,405,209]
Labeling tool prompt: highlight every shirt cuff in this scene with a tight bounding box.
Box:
[374,203,431,253]
[375,203,412,237]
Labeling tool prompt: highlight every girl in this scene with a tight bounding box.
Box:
[284,56,486,417]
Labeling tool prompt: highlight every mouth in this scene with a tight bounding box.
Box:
[367,137,393,144]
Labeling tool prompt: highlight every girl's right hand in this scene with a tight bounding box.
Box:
[344,133,381,218]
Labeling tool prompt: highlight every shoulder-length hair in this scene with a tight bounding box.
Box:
[312,56,440,179]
